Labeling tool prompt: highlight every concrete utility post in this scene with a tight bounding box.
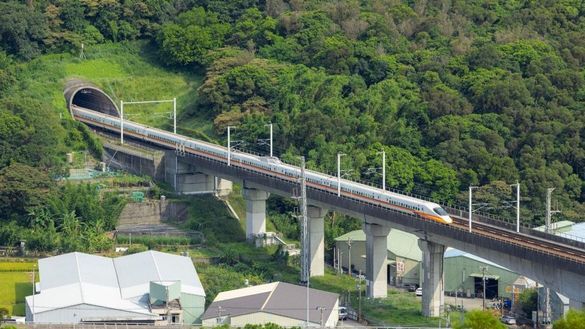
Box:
[347,237,352,276]
[337,153,346,197]
[480,266,488,311]
[32,264,36,323]
[544,187,559,325]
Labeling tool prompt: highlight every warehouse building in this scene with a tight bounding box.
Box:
[444,248,520,300]
[335,229,422,287]
[202,282,339,327]
[25,251,205,324]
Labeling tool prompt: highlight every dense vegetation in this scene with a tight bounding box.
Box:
[1,0,585,250]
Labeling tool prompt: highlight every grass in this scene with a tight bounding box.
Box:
[19,41,206,137]
[353,287,446,327]
[183,194,247,244]
[0,261,36,272]
[0,261,38,317]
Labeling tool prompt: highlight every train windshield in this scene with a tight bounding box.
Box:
[433,207,449,216]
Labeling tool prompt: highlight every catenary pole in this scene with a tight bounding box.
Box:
[227,126,232,166]
[509,181,521,232]
[173,98,177,134]
[269,123,273,157]
[337,153,345,197]
[120,100,124,144]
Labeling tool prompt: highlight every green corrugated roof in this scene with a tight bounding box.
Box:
[335,229,422,262]
[534,220,574,233]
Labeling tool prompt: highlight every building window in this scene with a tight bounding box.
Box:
[171,315,178,323]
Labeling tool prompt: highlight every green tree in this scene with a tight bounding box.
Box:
[554,309,585,329]
[0,163,52,223]
[0,2,47,59]
[157,7,230,65]
[518,288,538,317]
[452,310,506,329]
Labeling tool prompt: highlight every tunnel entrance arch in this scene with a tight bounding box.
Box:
[64,79,119,117]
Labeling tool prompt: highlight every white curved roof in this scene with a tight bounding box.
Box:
[27,251,204,315]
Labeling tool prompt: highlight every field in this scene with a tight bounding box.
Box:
[0,260,38,317]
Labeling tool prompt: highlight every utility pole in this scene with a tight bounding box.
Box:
[333,246,337,272]
[479,266,489,311]
[347,238,352,276]
[357,270,362,322]
[337,153,345,197]
[544,188,559,326]
[32,264,35,323]
[294,156,310,327]
[377,150,386,190]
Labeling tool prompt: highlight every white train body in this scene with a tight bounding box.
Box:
[73,106,452,224]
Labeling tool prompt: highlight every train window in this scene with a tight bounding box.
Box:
[433,207,448,216]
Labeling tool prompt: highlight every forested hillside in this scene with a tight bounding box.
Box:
[0,0,584,238]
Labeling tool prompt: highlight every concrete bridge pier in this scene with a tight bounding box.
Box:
[243,187,270,242]
[165,152,215,194]
[365,223,391,298]
[418,239,445,317]
[308,206,328,277]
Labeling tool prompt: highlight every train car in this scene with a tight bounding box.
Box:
[72,106,452,225]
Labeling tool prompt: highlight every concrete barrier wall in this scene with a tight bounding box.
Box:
[117,200,188,227]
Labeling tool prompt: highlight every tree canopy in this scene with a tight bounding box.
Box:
[0,0,584,238]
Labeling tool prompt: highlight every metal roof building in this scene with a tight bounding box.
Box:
[444,248,520,300]
[201,282,339,327]
[25,251,205,324]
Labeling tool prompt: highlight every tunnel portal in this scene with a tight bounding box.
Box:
[64,79,119,117]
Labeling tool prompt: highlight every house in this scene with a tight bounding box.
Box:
[201,282,339,327]
[25,251,205,324]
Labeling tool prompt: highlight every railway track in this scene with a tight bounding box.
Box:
[450,216,585,264]
[78,105,585,267]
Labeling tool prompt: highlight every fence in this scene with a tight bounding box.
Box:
[10,323,449,329]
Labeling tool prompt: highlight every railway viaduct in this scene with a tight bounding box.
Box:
[65,81,585,317]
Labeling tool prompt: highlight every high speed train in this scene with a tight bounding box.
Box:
[72,105,452,225]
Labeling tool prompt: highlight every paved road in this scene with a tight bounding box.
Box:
[444,295,492,311]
